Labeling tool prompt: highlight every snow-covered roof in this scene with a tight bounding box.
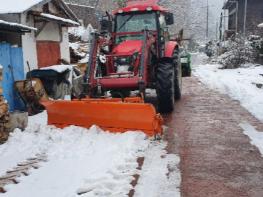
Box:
[40,13,80,26]
[66,3,95,9]
[0,0,46,14]
[0,19,37,32]
[258,23,263,28]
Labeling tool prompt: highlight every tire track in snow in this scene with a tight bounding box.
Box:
[0,153,47,193]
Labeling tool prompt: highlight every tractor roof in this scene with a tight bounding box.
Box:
[113,0,168,15]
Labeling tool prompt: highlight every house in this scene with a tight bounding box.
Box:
[222,0,263,38]
[0,0,79,72]
[0,0,79,111]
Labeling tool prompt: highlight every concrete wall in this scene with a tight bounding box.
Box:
[60,27,70,62]
[20,14,38,74]
[36,22,61,41]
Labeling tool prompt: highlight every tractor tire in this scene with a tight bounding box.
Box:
[173,50,182,100]
[156,60,175,113]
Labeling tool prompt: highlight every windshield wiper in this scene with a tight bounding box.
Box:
[118,15,134,31]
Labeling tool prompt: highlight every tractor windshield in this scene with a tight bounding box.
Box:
[116,12,157,32]
[115,12,157,43]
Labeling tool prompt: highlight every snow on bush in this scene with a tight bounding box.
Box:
[216,35,257,69]
[69,24,94,42]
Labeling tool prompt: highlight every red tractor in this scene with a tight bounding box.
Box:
[84,0,182,113]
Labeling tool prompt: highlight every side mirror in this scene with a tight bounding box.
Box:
[100,19,112,32]
[165,13,174,25]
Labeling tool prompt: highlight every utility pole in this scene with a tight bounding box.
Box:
[243,0,247,37]
[216,21,218,40]
[206,0,209,39]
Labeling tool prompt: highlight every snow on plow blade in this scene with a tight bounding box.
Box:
[41,98,163,136]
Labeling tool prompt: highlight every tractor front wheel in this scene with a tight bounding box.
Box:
[156,60,175,113]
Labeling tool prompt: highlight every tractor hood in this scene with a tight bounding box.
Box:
[112,40,143,56]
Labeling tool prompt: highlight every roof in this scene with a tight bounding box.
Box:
[0,0,79,25]
[0,0,48,14]
[39,13,80,26]
[65,3,95,9]
[0,19,37,33]
[113,2,167,15]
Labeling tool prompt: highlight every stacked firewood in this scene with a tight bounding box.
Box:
[0,95,10,144]
[0,67,10,143]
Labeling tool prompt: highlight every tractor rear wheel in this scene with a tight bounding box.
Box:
[156,60,175,113]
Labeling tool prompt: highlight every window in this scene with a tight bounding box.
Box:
[116,13,157,33]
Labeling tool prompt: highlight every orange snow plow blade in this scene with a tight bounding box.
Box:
[41,97,163,136]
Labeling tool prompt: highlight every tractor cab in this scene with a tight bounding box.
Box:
[96,0,175,78]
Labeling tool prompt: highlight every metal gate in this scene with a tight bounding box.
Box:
[0,43,25,111]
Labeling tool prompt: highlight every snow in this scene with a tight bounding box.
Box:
[0,0,43,14]
[40,13,80,26]
[66,2,95,9]
[0,125,148,196]
[0,20,37,31]
[258,23,263,28]
[134,142,181,197]
[0,111,181,196]
[240,122,263,156]
[194,58,263,122]
[40,64,75,73]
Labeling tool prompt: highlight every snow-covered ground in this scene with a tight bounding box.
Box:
[193,55,263,122]
[194,53,263,160]
[240,123,263,157]
[0,112,181,197]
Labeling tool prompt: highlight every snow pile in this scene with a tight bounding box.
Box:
[40,64,75,73]
[69,24,94,42]
[0,111,182,196]
[0,123,149,196]
[194,63,263,122]
[134,142,181,197]
[240,123,263,156]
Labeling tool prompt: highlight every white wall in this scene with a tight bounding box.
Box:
[60,27,70,62]
[20,14,38,74]
[36,22,61,41]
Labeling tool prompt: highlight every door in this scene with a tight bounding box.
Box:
[0,43,25,111]
[37,41,61,68]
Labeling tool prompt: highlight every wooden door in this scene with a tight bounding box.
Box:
[37,41,61,68]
